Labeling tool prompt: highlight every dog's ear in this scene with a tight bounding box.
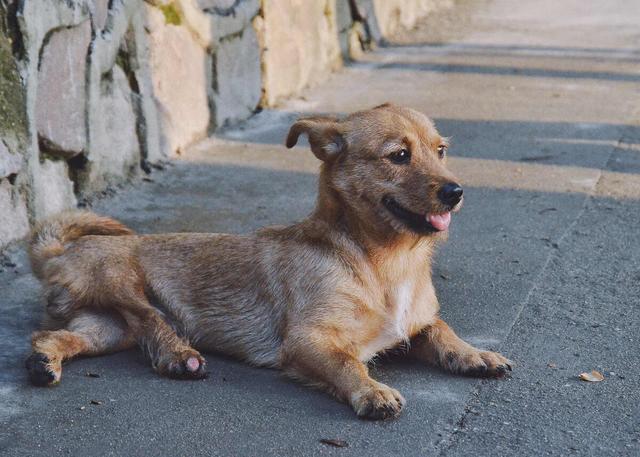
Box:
[285,116,345,162]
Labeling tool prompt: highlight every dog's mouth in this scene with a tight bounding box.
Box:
[382,196,451,234]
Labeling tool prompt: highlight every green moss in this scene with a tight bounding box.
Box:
[0,32,28,148]
[158,3,182,26]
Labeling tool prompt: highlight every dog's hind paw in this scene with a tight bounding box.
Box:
[160,350,208,380]
[25,353,60,386]
[351,383,405,420]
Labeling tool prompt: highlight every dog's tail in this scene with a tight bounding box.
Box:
[29,210,133,279]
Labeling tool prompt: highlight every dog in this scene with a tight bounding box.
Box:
[25,103,511,420]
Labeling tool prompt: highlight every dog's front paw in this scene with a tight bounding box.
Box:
[351,383,405,420]
[25,353,60,386]
[446,349,513,378]
[159,350,208,380]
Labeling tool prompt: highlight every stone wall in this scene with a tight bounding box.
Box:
[0,0,451,249]
[372,0,452,40]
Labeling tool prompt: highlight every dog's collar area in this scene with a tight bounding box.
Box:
[381,196,440,234]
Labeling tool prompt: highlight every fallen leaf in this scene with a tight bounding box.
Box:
[320,438,348,448]
[85,372,100,378]
[579,370,604,382]
[90,400,104,405]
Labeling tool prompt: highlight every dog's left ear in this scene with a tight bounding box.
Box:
[285,116,345,162]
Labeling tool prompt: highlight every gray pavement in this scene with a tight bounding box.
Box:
[1,0,640,455]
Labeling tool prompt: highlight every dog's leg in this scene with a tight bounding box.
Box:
[114,292,207,380]
[410,318,512,377]
[26,311,134,386]
[282,337,405,420]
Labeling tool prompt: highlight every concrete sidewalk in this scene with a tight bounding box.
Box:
[1,0,639,455]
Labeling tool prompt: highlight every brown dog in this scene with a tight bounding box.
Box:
[26,103,511,419]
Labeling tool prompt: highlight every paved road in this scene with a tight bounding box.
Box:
[1,0,639,455]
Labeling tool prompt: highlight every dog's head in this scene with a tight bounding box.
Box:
[286,103,462,239]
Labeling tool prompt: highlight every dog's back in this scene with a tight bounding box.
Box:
[28,210,332,369]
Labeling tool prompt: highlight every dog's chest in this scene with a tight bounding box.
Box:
[358,280,417,361]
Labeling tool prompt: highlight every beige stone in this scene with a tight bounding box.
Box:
[146,4,211,155]
[257,0,342,106]
[128,6,165,164]
[0,141,22,179]
[85,65,141,189]
[87,1,165,168]
[335,0,353,58]
[35,20,92,158]
[348,0,383,43]
[93,0,111,30]
[31,159,77,220]
[0,178,29,246]
[348,22,367,60]
[212,26,262,126]
[186,0,260,44]
[197,0,235,9]
[372,0,451,39]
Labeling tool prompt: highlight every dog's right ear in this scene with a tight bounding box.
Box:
[285,116,345,162]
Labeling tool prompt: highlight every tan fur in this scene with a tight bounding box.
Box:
[25,104,511,419]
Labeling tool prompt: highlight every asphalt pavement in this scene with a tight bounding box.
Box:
[1,0,639,455]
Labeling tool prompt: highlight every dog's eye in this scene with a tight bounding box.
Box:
[389,148,411,165]
[437,145,447,159]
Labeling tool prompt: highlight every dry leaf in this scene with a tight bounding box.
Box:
[320,438,348,448]
[579,370,604,382]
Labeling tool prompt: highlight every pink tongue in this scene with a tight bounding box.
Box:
[427,212,451,231]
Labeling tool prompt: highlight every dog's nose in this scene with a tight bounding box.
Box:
[438,183,464,206]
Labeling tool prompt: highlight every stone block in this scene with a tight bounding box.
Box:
[0,178,29,247]
[336,0,353,58]
[0,140,22,179]
[145,3,210,155]
[257,0,342,106]
[93,0,111,30]
[350,0,383,44]
[212,25,261,127]
[372,0,451,39]
[197,0,261,41]
[127,6,165,164]
[31,158,77,220]
[85,65,141,190]
[197,0,236,9]
[35,20,92,158]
